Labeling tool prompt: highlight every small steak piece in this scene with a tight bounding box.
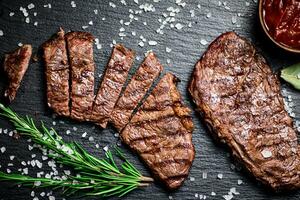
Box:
[66,31,95,121]
[91,44,135,128]
[110,52,163,131]
[189,32,300,190]
[43,28,70,116]
[3,44,32,102]
[122,73,195,190]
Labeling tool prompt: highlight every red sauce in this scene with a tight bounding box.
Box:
[262,0,300,50]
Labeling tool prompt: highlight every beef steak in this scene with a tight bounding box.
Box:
[43,28,70,116]
[91,44,135,128]
[189,32,300,190]
[110,52,163,131]
[66,31,95,121]
[3,44,32,102]
[122,73,195,190]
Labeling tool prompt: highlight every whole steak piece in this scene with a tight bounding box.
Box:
[43,28,70,117]
[66,31,95,121]
[91,44,135,128]
[189,32,300,190]
[3,44,32,102]
[122,73,195,190]
[110,52,163,131]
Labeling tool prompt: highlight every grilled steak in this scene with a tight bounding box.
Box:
[91,44,135,128]
[110,52,163,131]
[122,73,195,190]
[189,32,300,190]
[66,31,95,121]
[43,28,70,116]
[3,44,32,102]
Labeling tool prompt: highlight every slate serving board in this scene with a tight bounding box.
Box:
[0,0,299,199]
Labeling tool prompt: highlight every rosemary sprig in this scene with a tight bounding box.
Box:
[0,103,153,197]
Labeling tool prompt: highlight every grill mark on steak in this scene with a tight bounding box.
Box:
[3,44,32,103]
[121,73,194,190]
[42,28,70,116]
[65,31,95,121]
[110,52,163,131]
[90,44,135,128]
[189,31,300,190]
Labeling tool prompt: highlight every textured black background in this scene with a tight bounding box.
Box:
[0,0,300,199]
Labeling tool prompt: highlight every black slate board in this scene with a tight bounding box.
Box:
[0,0,300,200]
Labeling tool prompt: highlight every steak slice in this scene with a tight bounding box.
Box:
[189,32,300,190]
[43,28,70,116]
[110,52,163,131]
[91,44,135,128]
[66,31,95,121]
[3,44,32,102]
[121,73,195,190]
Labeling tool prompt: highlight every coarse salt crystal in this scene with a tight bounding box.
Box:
[166,47,172,53]
[95,144,100,148]
[202,172,207,179]
[190,177,195,181]
[190,10,195,17]
[23,168,28,174]
[10,155,15,160]
[71,1,76,8]
[109,2,116,8]
[230,187,239,195]
[89,21,93,25]
[7,168,11,173]
[103,145,109,152]
[211,191,216,196]
[94,9,98,14]
[232,16,237,24]
[82,25,88,29]
[1,147,6,153]
[175,23,184,30]
[28,3,35,9]
[49,196,55,200]
[206,12,212,18]
[88,136,94,141]
[139,41,144,47]
[238,179,243,185]
[200,39,208,45]
[0,30,3,36]
[261,149,272,158]
[217,173,223,179]
[66,130,71,135]
[82,132,87,138]
[148,40,157,46]
[9,12,15,17]
[223,194,233,200]
[31,191,35,197]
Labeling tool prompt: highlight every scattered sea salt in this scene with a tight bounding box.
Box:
[261,149,272,158]
[232,16,237,24]
[223,194,233,200]
[88,136,94,142]
[71,1,76,8]
[190,10,195,17]
[148,40,157,46]
[217,173,223,179]
[0,30,4,36]
[94,9,98,14]
[206,12,212,18]
[103,145,109,152]
[49,195,55,200]
[175,23,184,30]
[28,3,35,9]
[89,21,93,25]
[200,39,208,45]
[66,130,71,135]
[109,2,116,8]
[9,12,15,17]
[211,191,216,196]
[82,132,87,138]
[166,47,172,53]
[1,147,6,153]
[190,177,195,181]
[202,172,207,179]
[139,41,144,47]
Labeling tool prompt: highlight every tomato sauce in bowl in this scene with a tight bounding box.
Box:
[260,0,300,52]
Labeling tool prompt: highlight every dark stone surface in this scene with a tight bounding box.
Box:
[0,0,299,199]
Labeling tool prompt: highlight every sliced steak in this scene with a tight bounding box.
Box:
[121,73,195,190]
[66,31,95,121]
[189,32,300,190]
[3,44,32,102]
[110,52,163,131]
[43,28,70,116]
[91,44,135,128]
